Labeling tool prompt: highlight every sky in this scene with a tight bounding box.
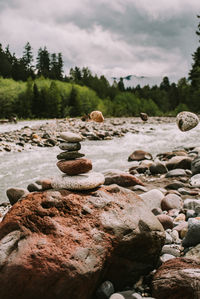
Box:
[0,0,199,86]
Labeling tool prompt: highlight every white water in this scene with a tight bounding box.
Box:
[1,119,200,203]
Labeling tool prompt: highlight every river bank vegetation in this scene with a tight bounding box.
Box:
[0,17,200,119]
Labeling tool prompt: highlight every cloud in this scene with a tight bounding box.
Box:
[0,0,199,84]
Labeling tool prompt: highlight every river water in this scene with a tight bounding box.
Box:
[1,119,200,203]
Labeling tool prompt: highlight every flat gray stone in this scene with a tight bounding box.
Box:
[57,151,85,160]
[59,142,81,151]
[52,172,105,190]
[60,132,83,142]
[176,111,199,132]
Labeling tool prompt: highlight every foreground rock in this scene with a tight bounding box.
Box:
[0,185,165,299]
[152,258,200,299]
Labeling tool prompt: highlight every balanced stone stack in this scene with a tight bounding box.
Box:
[52,132,105,191]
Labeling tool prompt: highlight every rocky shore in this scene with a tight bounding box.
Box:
[0,117,175,152]
[0,117,200,299]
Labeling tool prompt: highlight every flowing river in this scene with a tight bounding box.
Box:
[1,118,200,203]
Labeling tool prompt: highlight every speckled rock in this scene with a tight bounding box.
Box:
[60,132,83,142]
[185,244,200,262]
[176,111,199,132]
[52,172,105,190]
[57,151,85,160]
[57,158,92,175]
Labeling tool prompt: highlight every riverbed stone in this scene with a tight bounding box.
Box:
[152,258,200,299]
[183,198,200,214]
[165,169,188,178]
[157,214,174,230]
[0,185,165,299]
[182,218,200,247]
[57,158,92,175]
[52,172,105,190]
[150,163,167,175]
[60,132,83,142]
[191,156,200,175]
[185,244,200,262]
[161,194,182,211]
[189,173,200,187]
[103,170,144,187]
[176,111,199,132]
[6,188,29,205]
[59,142,81,151]
[57,151,85,160]
[128,150,153,162]
[166,156,192,170]
[140,189,165,211]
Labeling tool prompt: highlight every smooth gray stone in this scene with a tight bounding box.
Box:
[60,132,83,142]
[59,142,81,151]
[57,151,85,160]
[165,169,187,178]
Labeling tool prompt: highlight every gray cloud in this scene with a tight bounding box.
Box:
[0,0,199,85]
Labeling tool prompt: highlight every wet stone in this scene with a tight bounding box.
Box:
[57,151,85,160]
[59,142,81,151]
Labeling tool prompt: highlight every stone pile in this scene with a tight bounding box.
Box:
[52,131,105,191]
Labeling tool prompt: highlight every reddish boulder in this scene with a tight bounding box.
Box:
[152,258,200,299]
[0,185,164,299]
[57,158,92,175]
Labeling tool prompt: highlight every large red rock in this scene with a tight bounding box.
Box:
[57,158,92,175]
[0,185,165,299]
[152,258,200,299]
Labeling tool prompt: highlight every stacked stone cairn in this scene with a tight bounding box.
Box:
[52,131,105,191]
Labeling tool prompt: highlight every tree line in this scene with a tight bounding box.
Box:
[0,15,200,119]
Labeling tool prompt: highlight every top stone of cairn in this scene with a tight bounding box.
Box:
[60,132,83,142]
[176,111,199,132]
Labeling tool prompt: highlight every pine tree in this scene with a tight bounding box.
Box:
[36,46,50,78]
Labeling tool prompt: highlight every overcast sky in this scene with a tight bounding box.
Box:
[0,0,199,85]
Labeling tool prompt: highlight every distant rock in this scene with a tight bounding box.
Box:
[90,111,104,123]
[140,112,148,121]
[176,111,199,132]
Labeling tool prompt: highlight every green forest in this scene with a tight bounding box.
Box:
[0,17,200,119]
